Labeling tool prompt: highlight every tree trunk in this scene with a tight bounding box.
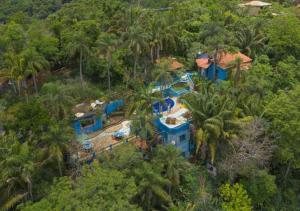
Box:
[234,61,241,87]
[58,159,62,177]
[33,74,38,94]
[23,80,29,104]
[107,56,111,92]
[134,56,138,79]
[157,45,160,60]
[9,80,17,94]
[27,178,33,200]
[213,50,218,81]
[150,46,154,63]
[284,160,292,185]
[79,48,84,89]
[17,81,21,96]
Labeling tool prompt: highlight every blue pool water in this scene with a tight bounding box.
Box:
[153,98,175,113]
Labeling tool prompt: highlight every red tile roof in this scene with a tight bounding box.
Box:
[218,52,252,69]
[196,51,252,70]
[156,57,184,71]
[170,58,184,70]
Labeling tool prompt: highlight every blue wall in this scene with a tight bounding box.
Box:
[105,99,124,116]
[74,116,103,135]
[74,99,124,135]
[205,64,228,81]
[154,119,192,157]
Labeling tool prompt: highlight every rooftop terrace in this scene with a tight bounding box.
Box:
[157,97,190,129]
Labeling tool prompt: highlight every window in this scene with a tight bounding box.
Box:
[179,134,186,143]
[80,118,95,128]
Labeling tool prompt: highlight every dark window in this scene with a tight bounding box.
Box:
[179,134,186,143]
[80,118,95,128]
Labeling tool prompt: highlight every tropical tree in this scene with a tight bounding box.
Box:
[95,32,119,91]
[21,165,140,210]
[123,25,149,78]
[43,123,72,176]
[201,22,233,81]
[219,183,252,211]
[65,26,91,88]
[182,82,240,164]
[1,51,26,95]
[235,22,267,57]
[153,58,173,91]
[126,83,162,116]
[39,82,75,120]
[227,56,243,87]
[152,145,191,196]
[131,111,156,142]
[0,133,35,203]
[134,162,172,210]
[22,47,49,94]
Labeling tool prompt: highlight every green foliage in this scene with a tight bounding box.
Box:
[1,0,300,210]
[265,86,300,169]
[241,170,277,209]
[266,15,300,61]
[21,164,140,210]
[219,183,252,211]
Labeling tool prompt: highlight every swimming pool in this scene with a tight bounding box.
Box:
[153,98,175,113]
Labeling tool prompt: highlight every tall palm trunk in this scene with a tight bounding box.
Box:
[33,74,38,94]
[213,50,218,81]
[58,159,62,177]
[107,53,111,92]
[79,48,84,89]
[10,80,17,94]
[150,46,154,63]
[26,178,33,200]
[134,56,138,79]
[156,45,160,60]
[234,60,241,87]
[17,80,21,96]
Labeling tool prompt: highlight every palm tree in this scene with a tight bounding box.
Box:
[201,22,230,81]
[0,191,27,211]
[227,56,243,87]
[22,48,49,94]
[235,23,267,57]
[147,16,164,63]
[131,111,156,141]
[0,134,34,201]
[123,25,149,79]
[134,162,172,210]
[182,83,236,164]
[65,30,90,89]
[44,123,72,176]
[153,58,173,91]
[126,84,162,117]
[39,82,75,120]
[95,33,119,91]
[1,52,26,95]
[152,145,190,196]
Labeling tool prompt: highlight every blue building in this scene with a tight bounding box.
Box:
[196,52,252,81]
[73,102,104,135]
[73,99,124,135]
[153,97,194,157]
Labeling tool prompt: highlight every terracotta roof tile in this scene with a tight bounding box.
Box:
[218,52,252,69]
[170,58,184,70]
[195,51,252,70]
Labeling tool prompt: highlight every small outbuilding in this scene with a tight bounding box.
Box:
[238,1,272,15]
[73,101,104,135]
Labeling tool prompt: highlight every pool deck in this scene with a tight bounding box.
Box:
[159,97,189,128]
